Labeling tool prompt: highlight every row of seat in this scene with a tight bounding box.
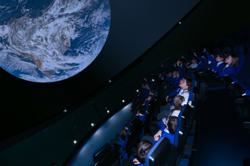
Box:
[92,64,198,165]
[93,32,250,166]
[117,63,198,165]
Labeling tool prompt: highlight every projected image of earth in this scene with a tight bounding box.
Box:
[0,0,111,83]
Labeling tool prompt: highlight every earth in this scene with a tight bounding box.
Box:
[0,0,111,83]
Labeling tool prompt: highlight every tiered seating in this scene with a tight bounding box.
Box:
[97,63,197,165]
[93,31,250,166]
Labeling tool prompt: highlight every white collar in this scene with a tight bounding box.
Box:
[171,110,181,117]
[180,89,189,93]
[164,128,170,133]
[217,61,223,66]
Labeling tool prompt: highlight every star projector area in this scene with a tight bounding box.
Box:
[0,0,110,82]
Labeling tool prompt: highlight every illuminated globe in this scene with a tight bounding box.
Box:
[0,0,111,83]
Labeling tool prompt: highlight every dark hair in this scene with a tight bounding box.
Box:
[167,116,178,134]
[137,140,153,163]
[216,53,225,59]
[226,51,239,66]
[173,95,185,108]
[184,77,192,89]
[191,57,198,62]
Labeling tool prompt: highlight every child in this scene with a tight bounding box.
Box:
[154,116,178,145]
[131,138,154,165]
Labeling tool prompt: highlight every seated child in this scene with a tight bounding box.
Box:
[154,116,178,145]
[131,137,154,166]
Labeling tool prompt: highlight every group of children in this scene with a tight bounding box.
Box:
[115,38,250,165]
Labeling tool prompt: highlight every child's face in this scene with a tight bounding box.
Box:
[225,55,233,65]
[216,55,223,62]
[173,96,181,105]
[179,79,188,89]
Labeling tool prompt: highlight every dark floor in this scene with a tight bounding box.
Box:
[192,86,250,166]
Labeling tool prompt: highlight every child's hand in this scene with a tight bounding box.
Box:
[133,158,141,164]
[154,130,162,141]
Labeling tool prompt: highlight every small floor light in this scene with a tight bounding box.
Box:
[73,140,78,144]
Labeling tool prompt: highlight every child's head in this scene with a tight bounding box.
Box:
[167,116,178,134]
[191,58,197,64]
[179,78,192,90]
[215,54,224,62]
[172,70,179,77]
[137,140,153,163]
[225,53,239,66]
[173,95,185,108]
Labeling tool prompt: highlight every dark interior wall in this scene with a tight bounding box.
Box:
[1,0,250,165]
[92,0,200,79]
[0,0,199,140]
